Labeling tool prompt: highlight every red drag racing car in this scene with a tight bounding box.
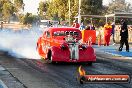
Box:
[37,27,96,64]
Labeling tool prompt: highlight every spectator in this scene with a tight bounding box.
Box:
[118,19,129,52]
[111,22,115,44]
[103,22,112,46]
[79,22,85,30]
[90,24,95,30]
[47,21,53,27]
[85,25,90,30]
[72,20,80,28]
[1,22,3,29]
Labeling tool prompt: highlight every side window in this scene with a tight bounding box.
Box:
[46,31,50,38]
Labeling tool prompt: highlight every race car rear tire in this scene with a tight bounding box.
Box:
[47,50,56,64]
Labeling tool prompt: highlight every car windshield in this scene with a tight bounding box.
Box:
[53,31,65,36]
[53,31,79,36]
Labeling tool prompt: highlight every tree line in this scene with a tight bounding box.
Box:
[0,0,131,25]
[0,0,23,22]
[0,0,37,25]
[38,0,103,21]
[38,0,131,25]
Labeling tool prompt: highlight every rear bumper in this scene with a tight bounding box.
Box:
[51,46,96,63]
[52,55,96,62]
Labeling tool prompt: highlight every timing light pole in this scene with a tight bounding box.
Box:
[78,0,81,24]
[69,0,71,26]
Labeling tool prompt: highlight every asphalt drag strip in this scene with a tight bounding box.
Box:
[0,51,132,88]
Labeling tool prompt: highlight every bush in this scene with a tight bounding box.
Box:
[19,13,37,25]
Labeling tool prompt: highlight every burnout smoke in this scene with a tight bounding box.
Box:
[0,28,42,59]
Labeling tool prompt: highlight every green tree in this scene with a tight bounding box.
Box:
[0,0,24,22]
[20,13,37,25]
[70,0,79,21]
[38,1,48,19]
[81,0,103,15]
[45,0,103,21]
[107,0,131,13]
[2,2,15,22]
[0,0,10,15]
[14,0,24,12]
[46,1,58,20]
[46,0,68,21]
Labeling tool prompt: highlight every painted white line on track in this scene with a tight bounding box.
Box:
[0,66,5,71]
[97,53,132,60]
[0,80,8,88]
[6,68,19,70]
[104,52,132,59]
[96,49,132,60]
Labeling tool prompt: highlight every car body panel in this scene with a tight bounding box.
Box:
[37,27,96,63]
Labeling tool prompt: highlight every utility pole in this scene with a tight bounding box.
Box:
[78,0,81,24]
[69,0,71,26]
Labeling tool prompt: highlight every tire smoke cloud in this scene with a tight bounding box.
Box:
[0,28,43,59]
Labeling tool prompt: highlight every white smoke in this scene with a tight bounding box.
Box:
[0,28,43,59]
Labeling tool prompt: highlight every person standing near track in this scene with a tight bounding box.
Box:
[0,21,3,29]
[103,22,112,46]
[118,19,129,52]
[72,20,80,28]
[79,22,85,30]
[111,22,115,44]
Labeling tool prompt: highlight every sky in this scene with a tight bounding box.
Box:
[23,0,132,15]
[23,0,39,14]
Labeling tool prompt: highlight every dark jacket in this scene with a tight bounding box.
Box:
[111,24,115,34]
[120,21,128,38]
